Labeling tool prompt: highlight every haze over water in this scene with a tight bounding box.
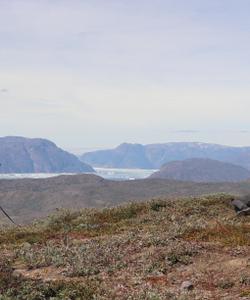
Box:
[0,168,156,181]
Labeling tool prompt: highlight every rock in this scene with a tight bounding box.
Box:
[22,242,32,250]
[12,269,23,278]
[231,198,250,216]
[181,281,194,291]
[76,223,100,230]
[237,207,250,216]
[232,199,248,212]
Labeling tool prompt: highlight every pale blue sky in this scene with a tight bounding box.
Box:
[0,0,250,150]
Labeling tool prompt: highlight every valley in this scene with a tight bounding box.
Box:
[1,174,250,224]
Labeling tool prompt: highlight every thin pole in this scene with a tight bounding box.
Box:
[0,206,18,225]
[0,164,18,225]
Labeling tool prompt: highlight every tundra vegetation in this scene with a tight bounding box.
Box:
[0,194,249,299]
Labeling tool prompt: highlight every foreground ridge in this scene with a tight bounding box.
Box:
[0,194,249,299]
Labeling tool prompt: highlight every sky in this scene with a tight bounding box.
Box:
[1,0,250,152]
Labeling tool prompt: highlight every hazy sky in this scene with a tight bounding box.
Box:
[1,0,250,150]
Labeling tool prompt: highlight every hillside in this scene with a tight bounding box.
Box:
[0,194,249,299]
[2,174,250,224]
[81,143,152,169]
[0,136,94,173]
[150,158,250,182]
[81,142,250,170]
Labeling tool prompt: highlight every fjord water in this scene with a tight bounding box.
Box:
[94,168,157,180]
[0,168,157,181]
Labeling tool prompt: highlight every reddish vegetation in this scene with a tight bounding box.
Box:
[0,194,249,299]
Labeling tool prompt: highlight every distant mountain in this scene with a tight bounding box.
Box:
[0,136,94,173]
[81,143,152,169]
[81,142,250,170]
[149,158,250,182]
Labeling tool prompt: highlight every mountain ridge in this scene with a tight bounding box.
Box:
[0,136,94,173]
[81,142,250,169]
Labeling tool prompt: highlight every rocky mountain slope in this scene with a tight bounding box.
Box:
[2,174,250,224]
[81,142,250,170]
[0,194,249,299]
[0,136,94,173]
[150,158,250,182]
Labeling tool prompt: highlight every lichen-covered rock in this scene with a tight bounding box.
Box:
[180,281,194,291]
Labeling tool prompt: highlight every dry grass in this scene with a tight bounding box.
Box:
[183,222,250,246]
[0,194,249,299]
